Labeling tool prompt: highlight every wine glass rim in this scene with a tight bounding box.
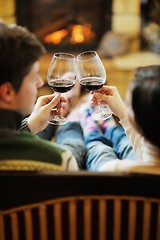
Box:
[54,52,76,60]
[76,50,97,62]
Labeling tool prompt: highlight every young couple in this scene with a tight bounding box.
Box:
[1,20,160,173]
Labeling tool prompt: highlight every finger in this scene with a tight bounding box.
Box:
[93,86,114,95]
[48,94,61,108]
[50,107,61,116]
[94,92,108,102]
[39,93,58,102]
[60,96,67,103]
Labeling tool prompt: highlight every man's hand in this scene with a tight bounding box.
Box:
[27,93,67,134]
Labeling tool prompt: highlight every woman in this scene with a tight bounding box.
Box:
[83,65,160,173]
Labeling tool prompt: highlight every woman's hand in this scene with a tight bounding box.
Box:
[91,86,127,120]
[27,93,67,134]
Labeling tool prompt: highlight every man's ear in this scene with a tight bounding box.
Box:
[0,82,15,102]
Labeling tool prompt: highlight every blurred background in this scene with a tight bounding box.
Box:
[0,0,160,100]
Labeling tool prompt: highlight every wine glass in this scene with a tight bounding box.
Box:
[47,52,77,125]
[76,50,112,121]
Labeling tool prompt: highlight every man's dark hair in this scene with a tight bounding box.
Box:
[0,20,46,92]
[130,65,160,148]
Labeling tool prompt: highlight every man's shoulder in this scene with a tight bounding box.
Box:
[0,131,66,167]
[0,131,78,171]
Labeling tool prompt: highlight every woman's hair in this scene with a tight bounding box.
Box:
[130,65,160,148]
[0,20,46,92]
[135,65,160,79]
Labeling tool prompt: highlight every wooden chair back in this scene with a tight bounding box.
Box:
[0,171,160,240]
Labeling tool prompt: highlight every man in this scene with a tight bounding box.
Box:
[0,20,79,171]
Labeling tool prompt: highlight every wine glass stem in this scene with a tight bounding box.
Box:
[58,93,63,118]
[97,99,102,110]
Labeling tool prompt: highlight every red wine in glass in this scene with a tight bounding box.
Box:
[47,53,76,125]
[49,79,75,93]
[79,77,104,91]
[77,51,112,121]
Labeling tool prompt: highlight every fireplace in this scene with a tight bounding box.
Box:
[15,0,112,52]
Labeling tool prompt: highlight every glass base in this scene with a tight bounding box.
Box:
[91,107,112,121]
[48,115,68,125]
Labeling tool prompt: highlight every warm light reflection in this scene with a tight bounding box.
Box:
[44,23,95,45]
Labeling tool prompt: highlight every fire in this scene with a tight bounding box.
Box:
[44,29,68,44]
[70,23,95,44]
[44,23,95,45]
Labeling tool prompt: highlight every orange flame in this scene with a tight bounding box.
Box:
[44,23,95,45]
[70,23,95,44]
[44,29,68,44]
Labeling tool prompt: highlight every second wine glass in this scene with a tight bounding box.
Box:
[47,52,77,125]
[76,50,112,121]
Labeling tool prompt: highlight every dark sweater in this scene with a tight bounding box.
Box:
[0,109,78,171]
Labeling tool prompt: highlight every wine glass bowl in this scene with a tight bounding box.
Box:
[47,53,76,125]
[76,51,112,121]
